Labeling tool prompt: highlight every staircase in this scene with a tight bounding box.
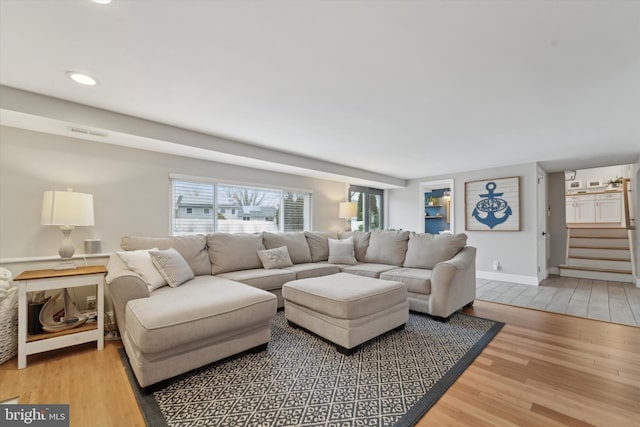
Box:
[559,228,634,283]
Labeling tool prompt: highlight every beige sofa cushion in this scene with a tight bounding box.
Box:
[380,268,432,294]
[262,232,312,264]
[341,263,398,278]
[284,263,341,280]
[207,233,265,274]
[364,230,410,266]
[304,231,339,262]
[216,268,296,291]
[403,232,467,269]
[338,231,370,262]
[121,235,211,276]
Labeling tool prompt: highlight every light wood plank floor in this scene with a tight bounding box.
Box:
[476,275,640,327]
[2,301,639,426]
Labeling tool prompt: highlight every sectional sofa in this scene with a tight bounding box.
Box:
[106,230,476,387]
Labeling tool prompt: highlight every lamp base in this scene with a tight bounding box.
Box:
[53,260,78,270]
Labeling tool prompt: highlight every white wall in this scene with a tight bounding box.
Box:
[0,125,347,263]
[388,162,539,284]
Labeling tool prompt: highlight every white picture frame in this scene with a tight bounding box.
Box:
[566,180,583,191]
[586,178,603,188]
[465,176,520,231]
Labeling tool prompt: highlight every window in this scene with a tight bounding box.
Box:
[349,185,384,231]
[171,177,312,235]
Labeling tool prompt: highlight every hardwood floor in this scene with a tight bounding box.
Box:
[1,301,638,426]
[419,301,640,427]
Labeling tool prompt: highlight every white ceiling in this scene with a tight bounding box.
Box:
[1,0,639,183]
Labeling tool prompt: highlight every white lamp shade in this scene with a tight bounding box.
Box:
[338,201,357,219]
[41,190,94,226]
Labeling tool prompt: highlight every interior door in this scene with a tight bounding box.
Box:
[537,169,548,282]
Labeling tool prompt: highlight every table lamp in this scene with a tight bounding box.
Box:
[41,189,94,270]
[338,201,357,231]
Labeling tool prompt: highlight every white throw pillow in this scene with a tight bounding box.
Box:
[328,237,357,265]
[150,248,194,288]
[257,246,294,269]
[117,248,167,291]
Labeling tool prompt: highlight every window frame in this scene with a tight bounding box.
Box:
[349,185,384,232]
[169,174,312,235]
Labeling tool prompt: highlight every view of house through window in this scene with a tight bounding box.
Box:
[349,185,384,231]
[172,178,311,235]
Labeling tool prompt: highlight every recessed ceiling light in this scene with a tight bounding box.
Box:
[91,0,112,4]
[66,71,97,86]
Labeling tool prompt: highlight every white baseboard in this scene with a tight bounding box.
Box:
[549,267,560,275]
[476,270,539,286]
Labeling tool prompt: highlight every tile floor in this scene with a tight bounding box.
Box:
[476,275,640,327]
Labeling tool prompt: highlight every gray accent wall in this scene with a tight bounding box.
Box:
[0,125,346,260]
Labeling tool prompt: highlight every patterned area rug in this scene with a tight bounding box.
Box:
[122,310,503,427]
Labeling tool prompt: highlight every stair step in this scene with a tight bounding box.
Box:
[569,228,628,238]
[566,257,632,270]
[569,255,629,262]
[568,248,631,259]
[559,265,632,274]
[568,238,630,249]
[559,265,633,283]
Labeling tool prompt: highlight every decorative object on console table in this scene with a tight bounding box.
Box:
[0,267,18,365]
[465,176,520,231]
[606,176,624,190]
[15,265,106,369]
[41,189,95,270]
[338,201,357,231]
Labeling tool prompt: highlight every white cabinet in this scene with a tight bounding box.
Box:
[566,195,595,223]
[566,192,622,224]
[595,193,622,223]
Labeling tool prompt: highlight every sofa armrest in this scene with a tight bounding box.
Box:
[429,246,477,318]
[106,254,150,336]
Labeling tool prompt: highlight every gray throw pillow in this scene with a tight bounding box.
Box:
[257,246,294,269]
[403,232,468,269]
[149,248,195,288]
[327,237,357,265]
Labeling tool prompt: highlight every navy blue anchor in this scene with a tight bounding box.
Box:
[472,182,512,229]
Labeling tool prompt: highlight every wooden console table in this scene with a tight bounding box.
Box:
[15,265,106,369]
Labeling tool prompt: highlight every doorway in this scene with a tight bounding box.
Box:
[419,179,455,234]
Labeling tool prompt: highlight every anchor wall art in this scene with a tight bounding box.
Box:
[465,176,520,231]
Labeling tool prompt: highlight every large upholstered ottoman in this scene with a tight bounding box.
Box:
[282,272,408,354]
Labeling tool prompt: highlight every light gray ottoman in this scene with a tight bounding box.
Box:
[282,272,408,354]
